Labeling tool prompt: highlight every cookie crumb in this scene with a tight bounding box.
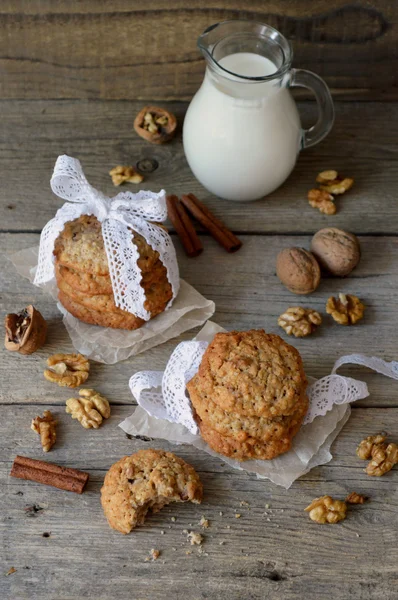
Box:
[186,550,192,555]
[239,500,249,507]
[160,530,165,535]
[219,511,223,516]
[199,516,209,529]
[235,513,241,519]
[226,525,231,529]
[5,567,17,576]
[219,541,225,545]
[145,549,160,562]
[187,531,203,546]
[171,516,176,522]
[265,503,270,509]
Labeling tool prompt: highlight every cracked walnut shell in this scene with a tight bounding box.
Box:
[31,410,57,452]
[326,293,365,325]
[278,307,322,337]
[44,353,90,388]
[276,247,321,295]
[66,389,111,429]
[305,495,347,524]
[4,305,47,355]
[134,106,177,144]
[109,165,144,186]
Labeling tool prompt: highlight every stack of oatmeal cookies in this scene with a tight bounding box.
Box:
[53,215,172,330]
[187,330,309,460]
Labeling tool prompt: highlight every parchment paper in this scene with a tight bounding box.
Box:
[9,246,215,364]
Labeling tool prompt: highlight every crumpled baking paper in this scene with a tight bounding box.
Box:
[9,246,215,364]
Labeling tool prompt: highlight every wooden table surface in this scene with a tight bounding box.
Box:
[0,3,397,598]
[1,98,397,600]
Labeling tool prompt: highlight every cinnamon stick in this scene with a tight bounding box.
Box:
[10,455,89,494]
[180,193,242,253]
[166,194,203,257]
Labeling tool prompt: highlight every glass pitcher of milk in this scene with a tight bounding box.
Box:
[183,20,334,202]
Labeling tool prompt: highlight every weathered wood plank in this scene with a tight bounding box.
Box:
[0,404,397,600]
[1,232,397,407]
[0,1,396,100]
[0,100,397,234]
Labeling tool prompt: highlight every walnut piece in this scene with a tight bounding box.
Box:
[356,434,387,460]
[44,353,89,388]
[366,442,398,477]
[326,293,365,325]
[278,306,322,337]
[345,492,368,504]
[31,410,57,452]
[134,106,177,144]
[4,305,47,355]
[276,247,321,295]
[356,433,398,476]
[66,388,111,429]
[145,548,160,562]
[318,173,354,195]
[311,227,361,277]
[308,189,336,215]
[305,495,347,524]
[109,165,144,186]
[316,170,339,183]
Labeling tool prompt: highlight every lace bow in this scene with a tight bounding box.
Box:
[34,155,180,320]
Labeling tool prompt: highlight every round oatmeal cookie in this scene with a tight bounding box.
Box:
[54,214,163,276]
[56,265,172,318]
[100,448,203,534]
[197,418,300,461]
[191,391,308,443]
[58,291,145,330]
[187,330,307,419]
[55,262,114,296]
[55,260,166,297]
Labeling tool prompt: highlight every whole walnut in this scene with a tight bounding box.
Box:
[310,228,361,277]
[276,247,321,295]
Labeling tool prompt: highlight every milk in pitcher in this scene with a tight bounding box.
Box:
[183,52,302,201]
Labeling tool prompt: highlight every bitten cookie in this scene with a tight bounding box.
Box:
[100,449,203,534]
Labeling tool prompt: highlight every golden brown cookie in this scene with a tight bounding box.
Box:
[100,449,203,534]
[187,330,307,419]
[55,260,166,297]
[54,215,163,276]
[55,263,114,296]
[56,268,172,318]
[197,418,301,461]
[191,391,308,444]
[58,291,145,330]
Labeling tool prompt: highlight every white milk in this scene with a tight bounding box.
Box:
[183,52,302,201]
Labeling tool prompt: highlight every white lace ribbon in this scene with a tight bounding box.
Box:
[34,155,180,321]
[129,344,398,435]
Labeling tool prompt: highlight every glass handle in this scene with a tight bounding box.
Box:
[290,68,334,149]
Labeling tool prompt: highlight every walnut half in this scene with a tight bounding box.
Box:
[31,410,57,452]
[44,353,90,388]
[134,106,177,144]
[66,389,111,429]
[278,307,322,337]
[326,293,365,325]
[4,305,47,355]
[109,165,144,186]
[305,495,347,524]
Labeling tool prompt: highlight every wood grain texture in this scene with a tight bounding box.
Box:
[0,100,398,234]
[0,404,397,600]
[1,231,397,407]
[0,1,396,100]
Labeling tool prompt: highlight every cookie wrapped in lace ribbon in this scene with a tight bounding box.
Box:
[33,155,180,330]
